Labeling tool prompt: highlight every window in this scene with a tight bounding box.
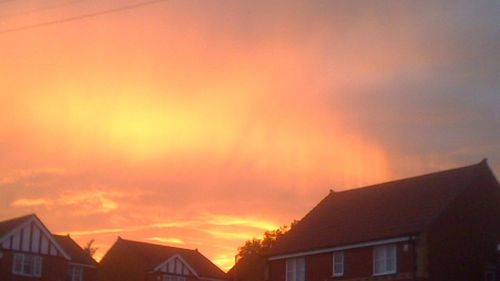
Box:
[373,244,397,275]
[163,275,186,281]
[286,258,305,281]
[12,253,42,277]
[332,251,344,277]
[71,266,83,281]
[485,271,496,281]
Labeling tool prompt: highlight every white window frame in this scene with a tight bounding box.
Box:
[485,270,496,281]
[286,257,305,281]
[12,253,43,277]
[332,251,344,277]
[373,244,397,276]
[71,265,83,281]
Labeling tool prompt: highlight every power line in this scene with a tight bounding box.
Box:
[1,0,86,19]
[0,0,21,4]
[0,0,168,35]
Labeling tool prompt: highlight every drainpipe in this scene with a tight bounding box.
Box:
[412,235,417,281]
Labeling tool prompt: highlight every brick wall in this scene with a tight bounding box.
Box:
[268,241,416,281]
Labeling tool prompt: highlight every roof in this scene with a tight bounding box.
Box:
[102,237,227,280]
[228,254,267,281]
[53,235,98,266]
[0,214,34,238]
[0,214,95,262]
[269,159,498,257]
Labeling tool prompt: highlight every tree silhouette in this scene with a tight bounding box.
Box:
[236,220,297,260]
[82,238,98,258]
[230,220,297,281]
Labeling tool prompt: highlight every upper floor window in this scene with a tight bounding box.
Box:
[71,265,83,281]
[12,253,42,277]
[485,270,496,281]
[286,257,305,281]
[332,251,344,277]
[373,244,397,275]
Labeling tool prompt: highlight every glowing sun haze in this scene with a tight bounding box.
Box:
[1,0,499,270]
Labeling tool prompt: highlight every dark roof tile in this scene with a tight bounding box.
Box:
[102,238,227,280]
[269,160,496,256]
[53,235,97,266]
[0,214,34,238]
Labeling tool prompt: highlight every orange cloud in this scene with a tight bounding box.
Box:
[9,189,123,215]
[150,221,199,229]
[11,198,51,207]
[204,230,255,241]
[63,227,127,237]
[148,237,185,245]
[202,214,279,231]
[0,168,67,186]
[213,254,235,271]
[58,191,120,213]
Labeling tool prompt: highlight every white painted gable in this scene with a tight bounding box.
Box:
[0,216,70,259]
[155,254,198,277]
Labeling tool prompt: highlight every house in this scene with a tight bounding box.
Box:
[228,254,267,281]
[99,237,227,281]
[267,160,500,281]
[0,214,98,281]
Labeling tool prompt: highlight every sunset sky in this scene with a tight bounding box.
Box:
[0,0,499,270]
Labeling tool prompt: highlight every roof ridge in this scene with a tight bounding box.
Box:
[114,237,227,278]
[269,160,495,257]
[118,237,198,252]
[281,190,335,236]
[287,161,484,236]
[335,160,484,194]
[0,213,36,223]
[0,214,37,239]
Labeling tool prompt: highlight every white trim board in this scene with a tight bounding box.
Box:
[268,236,412,261]
[0,216,71,260]
[153,254,199,277]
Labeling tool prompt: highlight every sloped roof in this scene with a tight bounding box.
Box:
[0,214,34,238]
[269,160,498,257]
[102,238,227,280]
[0,214,74,259]
[53,235,97,266]
[228,254,267,281]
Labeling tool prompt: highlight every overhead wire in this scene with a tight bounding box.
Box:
[0,0,86,19]
[0,0,168,35]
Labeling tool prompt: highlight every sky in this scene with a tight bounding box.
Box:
[0,0,499,271]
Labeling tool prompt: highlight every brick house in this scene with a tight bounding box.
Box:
[0,214,98,281]
[267,160,500,281]
[99,237,227,281]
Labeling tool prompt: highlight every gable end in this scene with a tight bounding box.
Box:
[153,254,199,277]
[0,216,70,260]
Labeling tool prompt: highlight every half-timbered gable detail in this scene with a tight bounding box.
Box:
[154,254,198,277]
[267,160,500,281]
[0,214,97,281]
[99,237,227,281]
[0,215,69,259]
